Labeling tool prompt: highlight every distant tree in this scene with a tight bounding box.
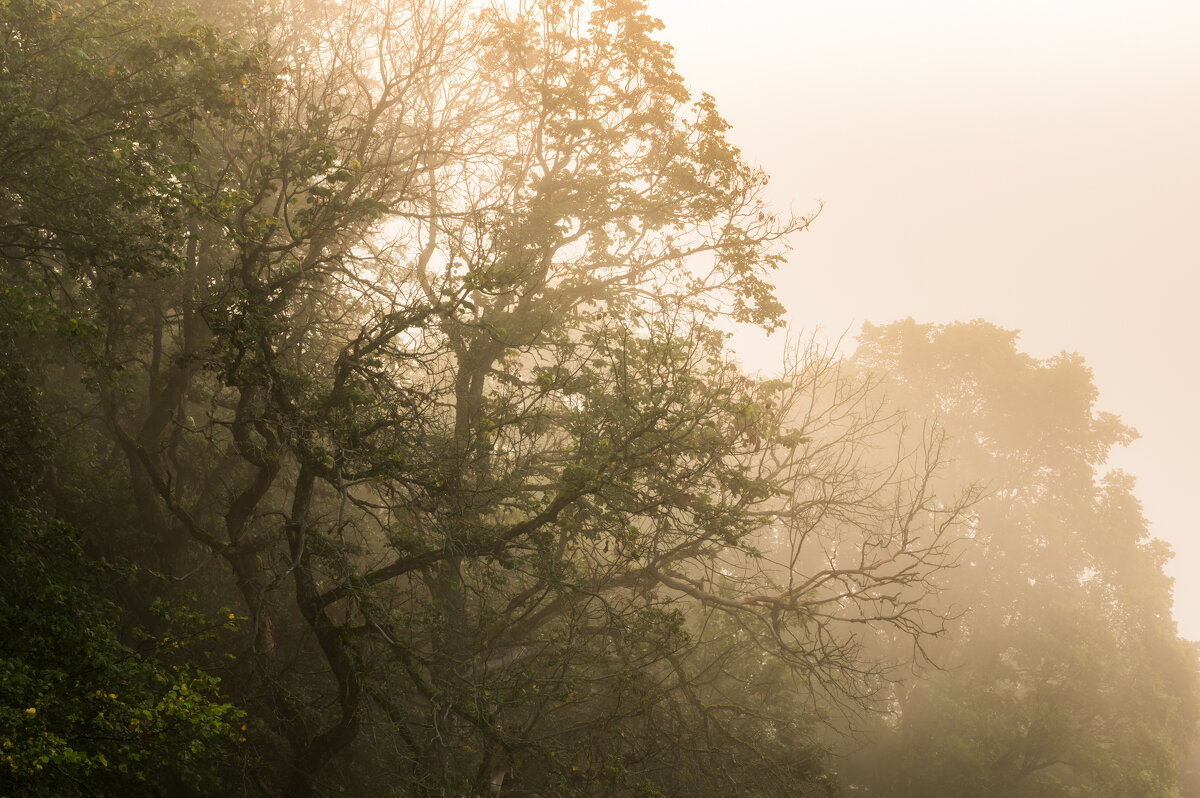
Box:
[839,320,1200,798]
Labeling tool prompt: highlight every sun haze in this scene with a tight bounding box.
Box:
[651,0,1200,640]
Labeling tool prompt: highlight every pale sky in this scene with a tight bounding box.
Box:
[647,0,1200,638]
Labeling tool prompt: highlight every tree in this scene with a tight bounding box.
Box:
[5,1,976,795]
[840,320,1200,798]
[0,2,259,793]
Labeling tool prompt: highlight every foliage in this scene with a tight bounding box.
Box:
[0,506,245,796]
[0,0,259,276]
[0,352,244,796]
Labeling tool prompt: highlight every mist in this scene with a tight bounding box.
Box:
[1,0,1196,795]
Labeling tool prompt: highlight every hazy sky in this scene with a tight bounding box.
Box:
[646,0,1200,638]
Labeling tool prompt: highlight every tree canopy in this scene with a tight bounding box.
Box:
[1,1,1196,796]
[840,320,1200,798]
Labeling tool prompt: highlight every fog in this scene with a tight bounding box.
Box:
[2,0,1197,795]
[652,0,1200,640]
